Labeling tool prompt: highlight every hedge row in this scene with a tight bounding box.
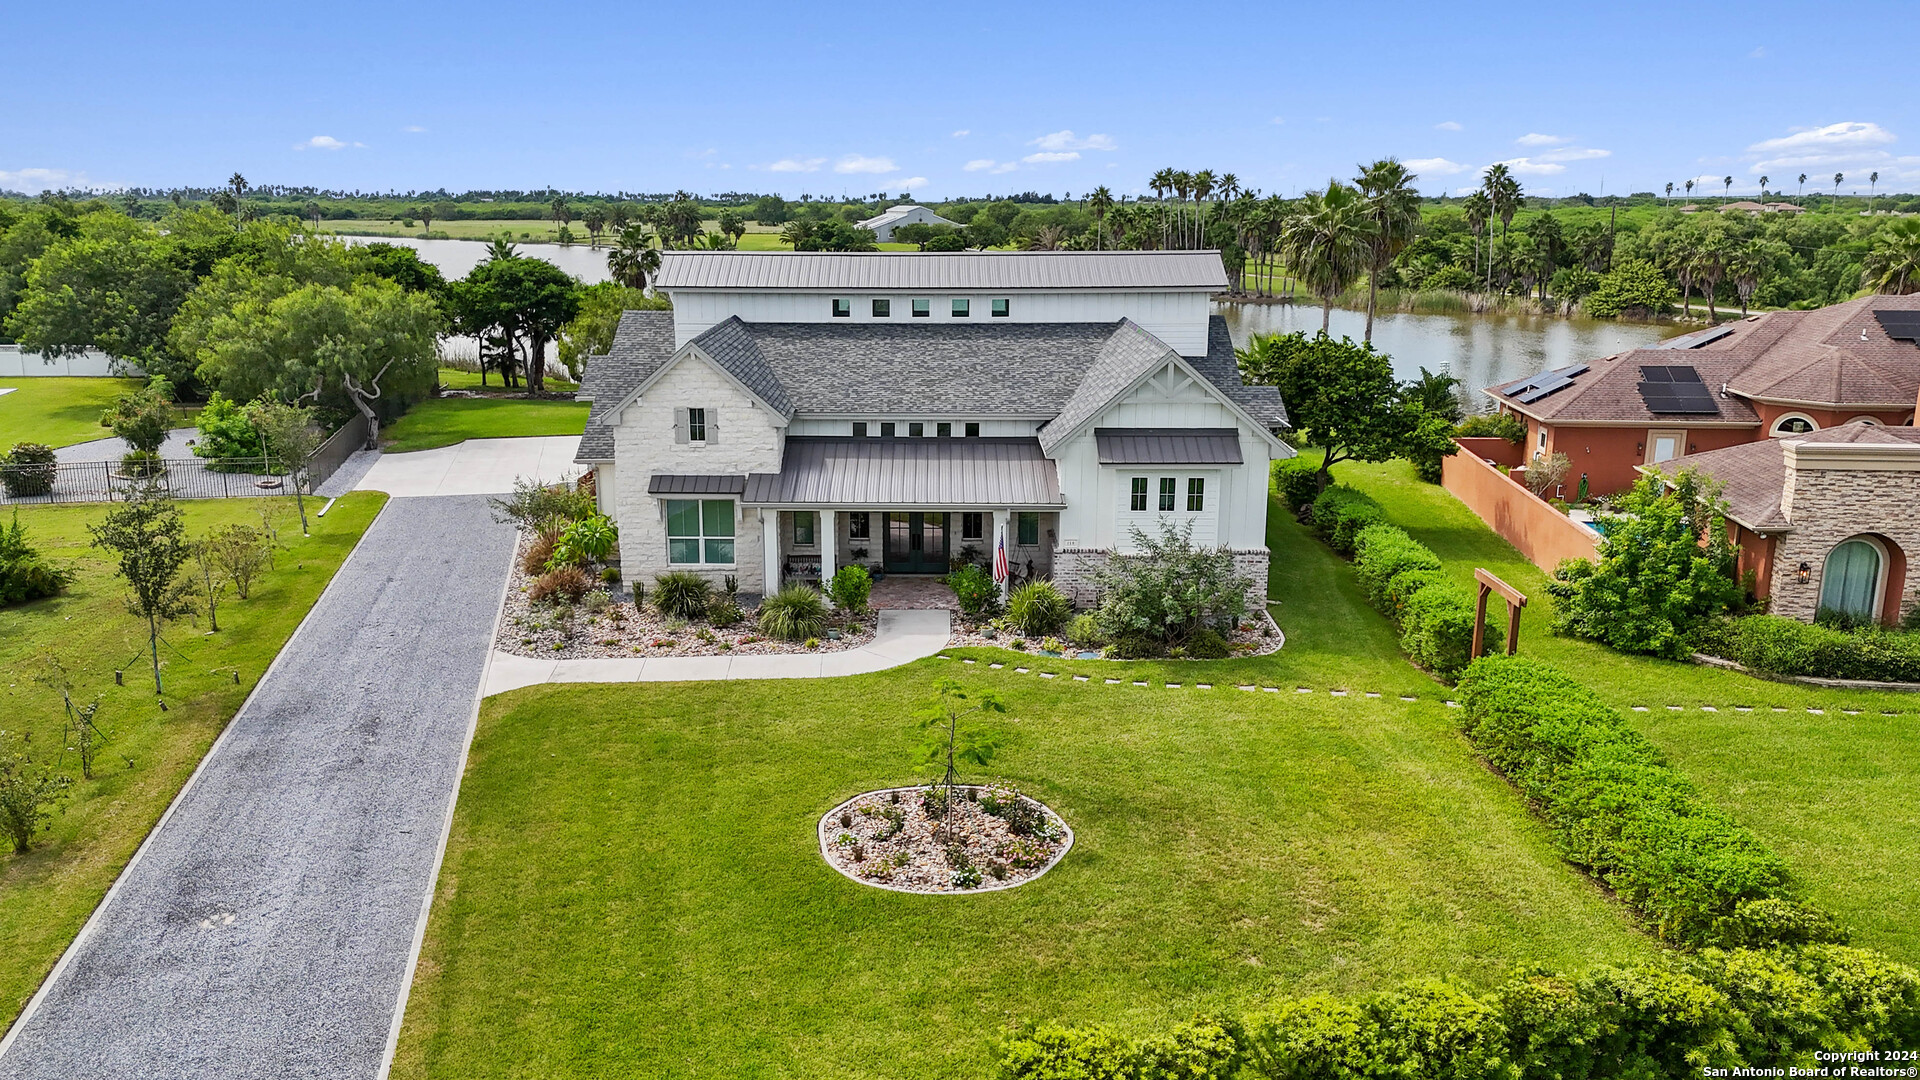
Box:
[1457,655,1802,944]
[1000,944,1920,1079]
[1272,457,1322,513]
[1351,521,1489,678]
[1700,615,1920,684]
[1309,485,1385,557]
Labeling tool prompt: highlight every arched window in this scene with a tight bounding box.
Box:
[1844,416,1883,426]
[1819,538,1885,622]
[1771,414,1816,436]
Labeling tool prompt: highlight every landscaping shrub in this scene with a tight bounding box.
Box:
[100,386,175,455]
[489,476,598,530]
[1352,524,1441,609]
[521,530,559,576]
[549,515,618,569]
[946,563,1002,620]
[1456,411,1526,444]
[528,565,591,605]
[1272,456,1321,512]
[1399,579,1488,677]
[119,450,164,478]
[1106,632,1164,660]
[827,565,872,614]
[1698,615,1920,683]
[1,443,58,498]
[0,512,76,606]
[1007,580,1071,636]
[1457,655,1793,943]
[1066,613,1106,649]
[1309,485,1385,556]
[1184,627,1231,659]
[705,594,744,627]
[652,571,713,619]
[1090,522,1251,648]
[192,391,266,465]
[758,584,827,641]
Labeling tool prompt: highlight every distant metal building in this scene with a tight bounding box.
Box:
[854,204,959,242]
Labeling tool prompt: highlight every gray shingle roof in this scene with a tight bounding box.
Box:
[744,437,1063,507]
[1650,423,1920,531]
[1194,314,1288,428]
[575,309,676,462]
[1037,320,1180,454]
[654,251,1231,291]
[687,318,796,417]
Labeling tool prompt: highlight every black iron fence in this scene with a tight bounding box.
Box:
[307,414,370,490]
[0,458,299,505]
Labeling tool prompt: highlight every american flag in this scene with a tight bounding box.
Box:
[993,532,1009,584]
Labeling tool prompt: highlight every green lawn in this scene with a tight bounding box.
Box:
[1329,456,1920,962]
[0,492,387,1022]
[0,377,144,448]
[316,219,917,252]
[437,367,576,393]
[391,497,1657,1080]
[381,396,588,453]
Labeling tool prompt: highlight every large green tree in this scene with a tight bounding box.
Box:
[1236,331,1448,491]
[5,213,191,380]
[452,256,582,394]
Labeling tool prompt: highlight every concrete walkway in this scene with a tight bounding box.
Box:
[355,435,581,497]
[484,608,953,695]
[0,497,518,1080]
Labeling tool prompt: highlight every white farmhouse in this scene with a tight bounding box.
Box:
[575,251,1290,605]
[854,204,959,242]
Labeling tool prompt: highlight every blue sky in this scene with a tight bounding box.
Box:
[4,0,1914,200]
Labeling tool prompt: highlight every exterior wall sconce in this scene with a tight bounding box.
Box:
[1796,562,1812,584]
[1635,441,1645,454]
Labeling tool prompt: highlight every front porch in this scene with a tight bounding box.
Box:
[762,508,1059,597]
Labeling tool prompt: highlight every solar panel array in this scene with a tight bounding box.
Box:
[1502,363,1590,404]
[1650,324,1735,350]
[1875,309,1920,343]
[1637,365,1719,414]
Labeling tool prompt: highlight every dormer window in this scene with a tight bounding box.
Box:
[832,298,851,318]
[881,422,896,437]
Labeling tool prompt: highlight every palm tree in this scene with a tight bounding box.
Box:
[303,201,322,227]
[778,220,817,249]
[1869,171,1879,212]
[1665,182,1674,206]
[1282,180,1376,332]
[1731,239,1783,315]
[1694,229,1731,320]
[1833,172,1844,198]
[1860,219,1920,295]
[1463,190,1491,291]
[228,173,247,199]
[1722,176,1733,204]
[1355,157,1421,342]
[1684,178,1695,204]
[1797,173,1808,199]
[550,195,572,230]
[608,228,661,289]
[582,206,609,248]
[1758,175,1770,199]
[485,237,518,262]
[1480,164,1522,289]
[1087,186,1114,250]
[1409,367,1464,422]
[1025,224,1068,250]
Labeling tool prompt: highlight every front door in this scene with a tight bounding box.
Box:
[884,512,949,574]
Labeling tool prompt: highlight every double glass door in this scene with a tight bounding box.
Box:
[884,512,949,574]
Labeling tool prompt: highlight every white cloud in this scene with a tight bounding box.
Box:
[1022,151,1080,164]
[1029,130,1116,152]
[1493,157,1565,176]
[1405,157,1468,175]
[1435,120,1463,131]
[1538,146,1611,163]
[1515,133,1570,147]
[951,129,969,138]
[403,125,427,133]
[0,167,117,194]
[1270,116,1286,125]
[1748,121,1894,155]
[1748,45,1767,58]
[766,157,826,173]
[834,154,897,174]
[894,177,928,190]
[1745,121,1918,179]
[963,159,996,172]
[299,135,349,151]
[991,162,1018,174]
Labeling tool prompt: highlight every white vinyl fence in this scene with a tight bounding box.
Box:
[0,345,141,378]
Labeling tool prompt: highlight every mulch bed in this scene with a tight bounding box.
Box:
[496,533,879,660]
[819,785,1072,894]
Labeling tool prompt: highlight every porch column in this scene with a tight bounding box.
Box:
[819,510,837,601]
[993,509,1012,601]
[761,510,780,596]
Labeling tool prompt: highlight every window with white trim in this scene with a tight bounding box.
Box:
[1130,477,1148,511]
[1158,477,1177,512]
[961,512,984,541]
[687,407,707,443]
[666,499,735,565]
[832,298,851,318]
[793,511,816,547]
[1187,477,1205,512]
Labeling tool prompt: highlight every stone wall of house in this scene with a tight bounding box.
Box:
[610,357,784,593]
[1051,547,1270,614]
[1770,463,1920,623]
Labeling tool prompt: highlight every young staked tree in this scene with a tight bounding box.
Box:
[914,679,1004,835]
[247,400,322,534]
[88,483,193,695]
[35,655,107,781]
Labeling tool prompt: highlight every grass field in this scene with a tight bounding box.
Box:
[0,377,144,448]
[389,496,1660,1079]
[317,218,917,252]
[1329,456,1920,962]
[381,394,588,453]
[436,367,577,393]
[0,492,387,1023]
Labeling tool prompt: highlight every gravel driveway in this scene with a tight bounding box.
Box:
[0,496,517,1080]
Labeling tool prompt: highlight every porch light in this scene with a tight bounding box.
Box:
[1796,562,1812,585]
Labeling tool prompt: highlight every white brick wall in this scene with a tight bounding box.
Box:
[609,356,785,593]
[1769,464,1920,623]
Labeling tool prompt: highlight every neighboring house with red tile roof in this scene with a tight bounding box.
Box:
[1483,294,1920,498]
[1646,424,1920,625]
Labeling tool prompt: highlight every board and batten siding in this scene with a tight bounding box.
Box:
[785,417,1042,437]
[668,290,1213,356]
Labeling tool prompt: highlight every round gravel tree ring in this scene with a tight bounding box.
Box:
[818,786,1074,894]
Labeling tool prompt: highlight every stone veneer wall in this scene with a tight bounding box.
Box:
[1769,461,1920,623]
[1052,547,1271,613]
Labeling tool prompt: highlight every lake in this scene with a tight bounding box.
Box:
[1216,302,1679,412]
[358,236,1679,405]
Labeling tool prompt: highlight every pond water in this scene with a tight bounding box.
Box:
[1216,302,1680,412]
[339,234,615,285]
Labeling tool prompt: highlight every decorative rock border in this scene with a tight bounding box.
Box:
[817,787,1074,895]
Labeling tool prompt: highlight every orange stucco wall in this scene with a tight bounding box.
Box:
[1732,523,1775,601]
[1750,402,1914,431]
[1527,422,1759,497]
[1441,440,1601,573]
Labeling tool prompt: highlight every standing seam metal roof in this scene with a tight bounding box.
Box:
[654,251,1231,291]
[1095,428,1244,464]
[743,437,1063,506]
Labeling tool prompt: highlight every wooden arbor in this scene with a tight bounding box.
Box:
[1471,568,1527,659]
